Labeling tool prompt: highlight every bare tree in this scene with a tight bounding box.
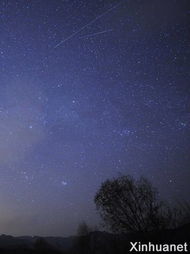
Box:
[94,175,171,233]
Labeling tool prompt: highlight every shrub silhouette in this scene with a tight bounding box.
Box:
[77,221,91,236]
[94,175,172,233]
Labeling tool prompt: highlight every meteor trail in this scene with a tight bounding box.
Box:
[54,2,122,48]
[79,29,113,39]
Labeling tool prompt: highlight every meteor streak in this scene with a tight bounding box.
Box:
[79,29,113,39]
[54,2,122,48]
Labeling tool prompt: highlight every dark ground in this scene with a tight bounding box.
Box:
[0,224,189,254]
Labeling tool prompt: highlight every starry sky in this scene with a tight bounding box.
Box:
[0,0,190,237]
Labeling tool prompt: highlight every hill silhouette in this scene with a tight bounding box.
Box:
[0,223,189,254]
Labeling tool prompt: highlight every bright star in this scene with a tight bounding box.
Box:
[61,180,68,186]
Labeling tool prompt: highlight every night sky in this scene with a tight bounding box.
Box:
[0,0,190,236]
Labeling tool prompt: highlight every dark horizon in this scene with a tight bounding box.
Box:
[0,0,189,237]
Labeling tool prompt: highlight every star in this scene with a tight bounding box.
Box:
[61,180,68,186]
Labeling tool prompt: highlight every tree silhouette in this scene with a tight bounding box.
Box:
[77,221,91,236]
[94,175,171,233]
